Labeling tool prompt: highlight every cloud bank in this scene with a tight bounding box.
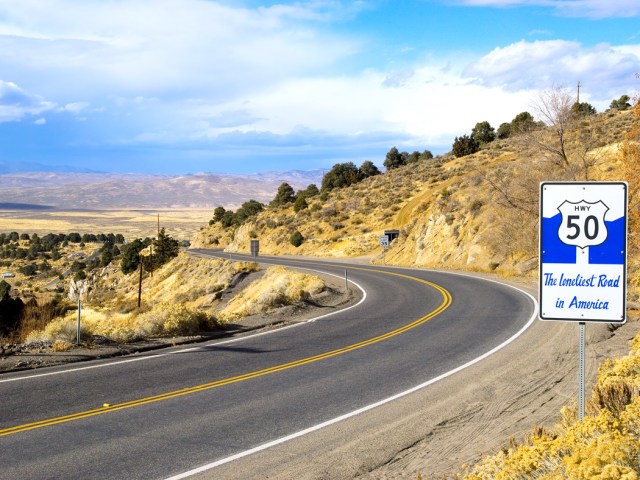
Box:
[0,1,638,173]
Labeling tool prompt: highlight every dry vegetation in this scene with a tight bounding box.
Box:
[0,208,211,241]
[190,95,640,478]
[462,329,640,479]
[0,239,103,300]
[193,103,639,296]
[24,254,326,347]
[3,89,640,478]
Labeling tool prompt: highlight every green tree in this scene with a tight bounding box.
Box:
[220,211,235,228]
[0,288,23,336]
[100,249,113,268]
[321,162,360,191]
[359,160,381,178]
[121,239,144,275]
[610,95,631,111]
[153,228,180,268]
[0,279,11,300]
[510,111,536,134]
[74,270,87,281]
[70,260,86,273]
[270,182,296,208]
[293,195,308,213]
[18,264,38,276]
[419,150,434,161]
[496,122,512,139]
[235,200,264,224]
[452,134,480,157]
[471,121,495,144]
[406,151,421,164]
[212,206,226,223]
[383,147,404,170]
[297,184,319,200]
[572,102,597,116]
[290,230,304,247]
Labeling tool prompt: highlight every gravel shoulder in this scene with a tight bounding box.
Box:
[204,276,640,480]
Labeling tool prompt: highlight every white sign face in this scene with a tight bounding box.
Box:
[379,235,389,247]
[539,182,627,323]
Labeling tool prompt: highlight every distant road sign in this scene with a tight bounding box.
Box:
[250,239,259,257]
[379,235,389,248]
[539,182,627,323]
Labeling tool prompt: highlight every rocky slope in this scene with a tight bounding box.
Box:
[193,109,638,294]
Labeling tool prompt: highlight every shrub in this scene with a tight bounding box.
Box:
[270,183,296,208]
[452,134,480,157]
[290,231,304,247]
[293,195,308,213]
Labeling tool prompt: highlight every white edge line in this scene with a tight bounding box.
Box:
[164,279,539,480]
[0,261,367,384]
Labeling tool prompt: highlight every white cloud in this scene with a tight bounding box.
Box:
[0,80,56,122]
[456,0,640,18]
[464,40,640,102]
[60,102,90,114]
[1,1,637,171]
[0,0,360,102]
[189,63,535,151]
[34,118,46,125]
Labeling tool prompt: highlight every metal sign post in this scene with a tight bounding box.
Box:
[539,182,628,421]
[380,235,389,264]
[578,322,586,419]
[344,269,348,294]
[70,279,87,346]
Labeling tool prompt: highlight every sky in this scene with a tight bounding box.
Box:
[0,0,639,175]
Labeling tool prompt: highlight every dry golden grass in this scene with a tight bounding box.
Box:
[462,319,640,480]
[0,240,103,296]
[25,254,325,344]
[219,266,325,321]
[192,109,638,295]
[0,208,211,241]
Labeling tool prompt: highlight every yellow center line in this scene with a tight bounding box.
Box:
[0,267,452,438]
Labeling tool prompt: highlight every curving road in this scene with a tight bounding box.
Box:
[0,250,536,479]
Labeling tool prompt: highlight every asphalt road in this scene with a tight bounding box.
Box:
[0,251,536,479]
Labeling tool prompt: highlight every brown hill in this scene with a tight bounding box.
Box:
[193,107,639,292]
[0,171,321,210]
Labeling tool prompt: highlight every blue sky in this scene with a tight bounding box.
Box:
[0,0,639,175]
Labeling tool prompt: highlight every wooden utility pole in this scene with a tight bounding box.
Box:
[577,81,581,104]
[137,257,143,308]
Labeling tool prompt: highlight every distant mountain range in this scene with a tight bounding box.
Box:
[0,170,323,210]
[0,161,102,174]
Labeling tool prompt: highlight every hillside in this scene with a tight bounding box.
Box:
[192,107,639,291]
[0,170,322,210]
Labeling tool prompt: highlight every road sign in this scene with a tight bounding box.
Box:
[250,239,259,257]
[539,182,627,323]
[379,235,389,248]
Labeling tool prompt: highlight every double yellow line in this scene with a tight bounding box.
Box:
[0,269,451,437]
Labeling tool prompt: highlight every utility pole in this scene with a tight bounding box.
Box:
[137,256,143,308]
[577,81,581,104]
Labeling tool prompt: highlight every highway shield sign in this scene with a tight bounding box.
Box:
[539,182,627,323]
